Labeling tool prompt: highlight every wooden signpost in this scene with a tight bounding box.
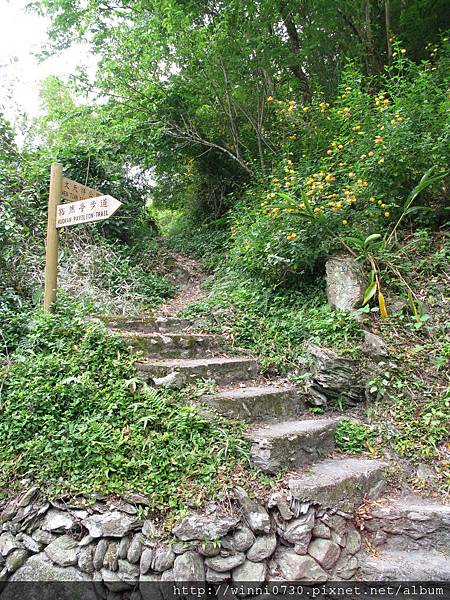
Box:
[43,163,123,311]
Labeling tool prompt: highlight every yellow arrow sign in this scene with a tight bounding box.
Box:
[56,195,123,228]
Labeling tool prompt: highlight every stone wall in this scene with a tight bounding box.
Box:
[0,485,363,597]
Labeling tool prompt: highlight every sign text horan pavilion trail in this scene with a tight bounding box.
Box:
[56,195,122,228]
[43,163,123,311]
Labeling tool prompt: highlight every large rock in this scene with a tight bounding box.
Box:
[140,548,154,575]
[6,548,28,573]
[152,546,175,572]
[306,344,363,406]
[173,551,205,582]
[40,509,74,533]
[118,558,140,584]
[77,545,95,574]
[234,488,270,534]
[204,552,245,572]
[127,533,143,563]
[326,255,365,311]
[232,559,266,584]
[172,513,239,541]
[82,512,137,538]
[3,553,96,600]
[281,509,315,553]
[221,525,255,552]
[275,548,327,582]
[103,541,119,571]
[307,538,340,570]
[0,533,20,558]
[246,534,277,562]
[333,555,359,580]
[44,535,78,567]
[93,538,108,570]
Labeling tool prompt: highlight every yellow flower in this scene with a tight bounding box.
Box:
[360,154,366,160]
[383,99,390,105]
[384,211,390,217]
[342,219,348,225]
[378,158,385,164]
[401,49,406,54]
[287,160,293,165]
[302,106,310,112]
[267,96,274,102]
[286,232,297,241]
[348,172,354,178]
[368,151,374,157]
[369,197,375,203]
[375,136,384,143]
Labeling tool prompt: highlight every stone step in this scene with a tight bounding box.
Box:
[364,495,450,554]
[136,357,259,387]
[202,384,304,422]
[121,332,227,359]
[247,419,339,474]
[359,549,450,581]
[101,315,194,334]
[289,457,387,512]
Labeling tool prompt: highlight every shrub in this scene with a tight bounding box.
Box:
[229,45,449,285]
[335,418,376,454]
[0,300,248,510]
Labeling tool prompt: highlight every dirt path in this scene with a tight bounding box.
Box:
[154,243,209,316]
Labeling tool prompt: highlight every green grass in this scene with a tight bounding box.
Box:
[0,299,249,511]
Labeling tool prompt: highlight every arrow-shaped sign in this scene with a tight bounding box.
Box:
[56,195,122,228]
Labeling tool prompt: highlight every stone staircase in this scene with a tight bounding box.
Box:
[105,314,450,582]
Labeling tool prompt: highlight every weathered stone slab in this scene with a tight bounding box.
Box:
[364,496,450,553]
[359,549,450,581]
[137,357,259,387]
[82,512,137,538]
[289,458,387,511]
[248,419,338,473]
[203,385,304,423]
[326,255,365,311]
[173,513,239,541]
[44,535,78,567]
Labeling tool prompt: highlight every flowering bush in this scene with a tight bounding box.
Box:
[230,42,449,285]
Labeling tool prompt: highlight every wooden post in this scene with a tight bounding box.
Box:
[43,163,63,311]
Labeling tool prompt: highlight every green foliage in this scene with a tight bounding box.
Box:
[182,273,362,373]
[335,418,376,454]
[166,215,230,270]
[33,0,450,220]
[0,300,248,510]
[228,48,449,285]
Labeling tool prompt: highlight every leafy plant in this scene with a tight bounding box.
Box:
[335,418,376,454]
[0,300,249,512]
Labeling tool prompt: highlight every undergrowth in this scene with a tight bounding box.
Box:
[0,298,249,511]
[182,273,363,374]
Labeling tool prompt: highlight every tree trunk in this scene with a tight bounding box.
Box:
[385,0,393,64]
[278,0,311,101]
